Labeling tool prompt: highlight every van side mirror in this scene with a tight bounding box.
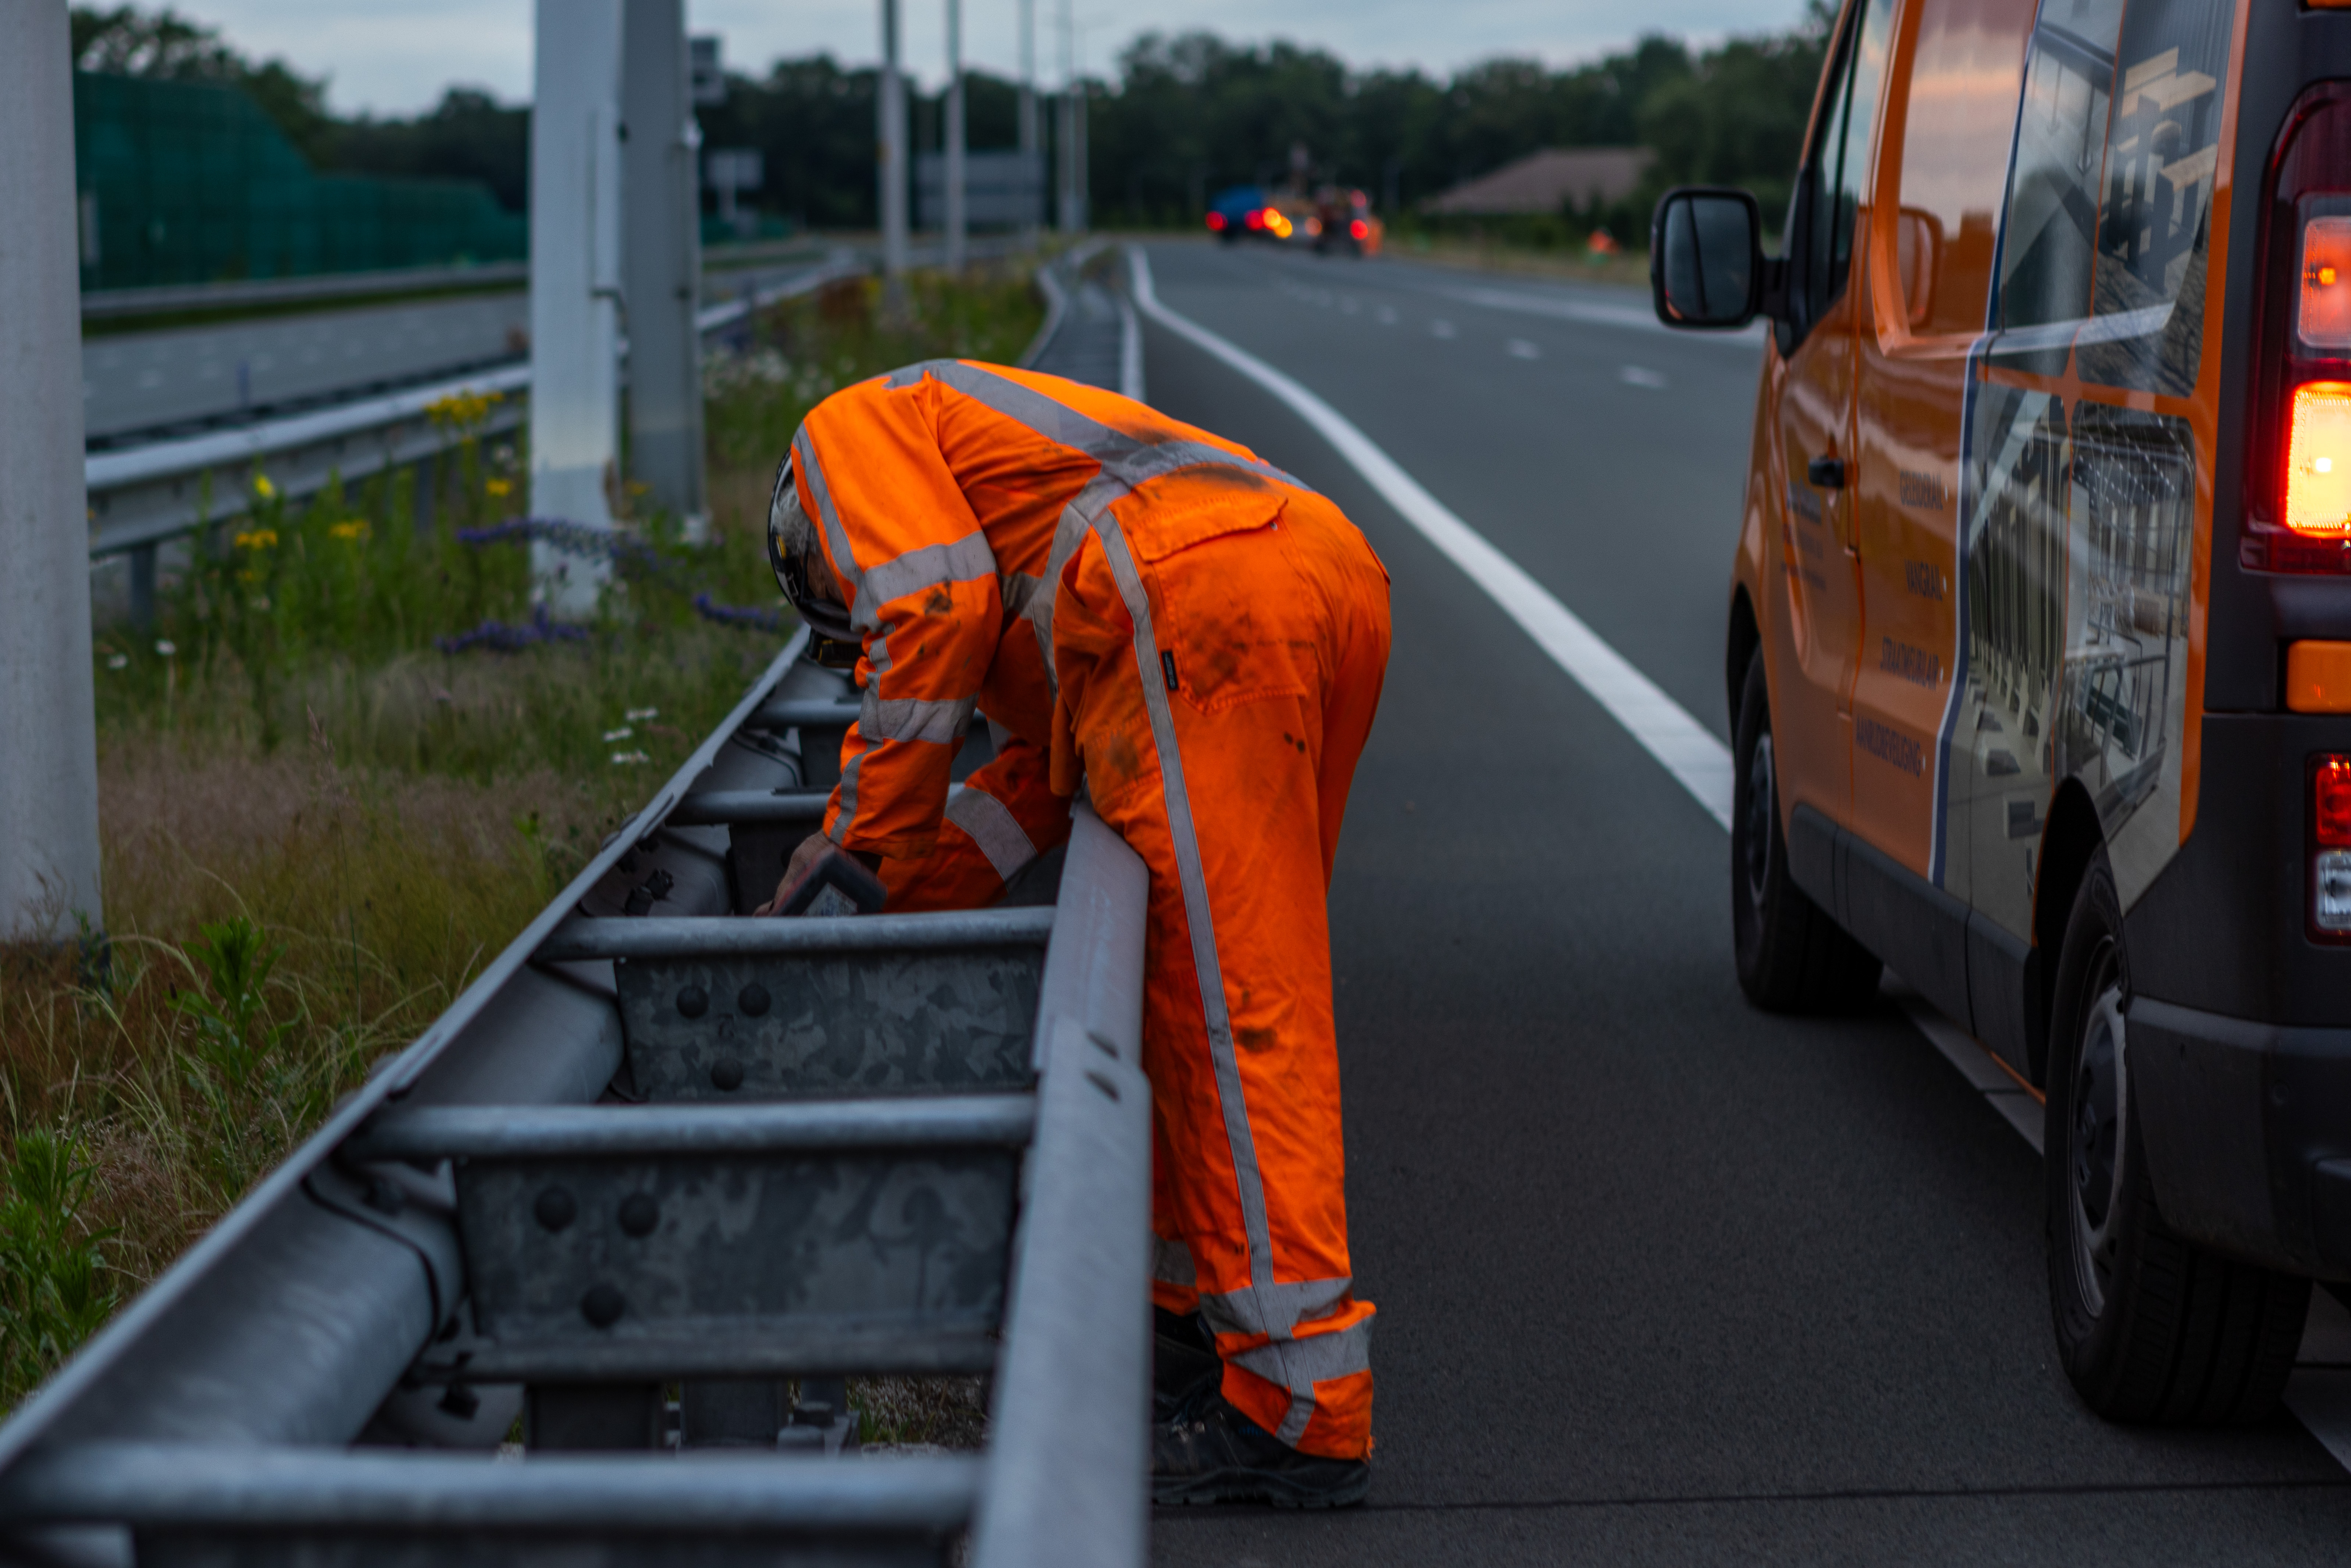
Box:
[1650,187,1763,330]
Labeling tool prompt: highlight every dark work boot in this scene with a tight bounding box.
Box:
[1151,1387,1370,1508]
[1153,1308,1220,1421]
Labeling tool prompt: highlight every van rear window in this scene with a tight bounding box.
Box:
[1991,0,2236,396]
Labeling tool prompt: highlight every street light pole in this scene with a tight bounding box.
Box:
[0,0,103,945]
[945,0,965,274]
[1018,0,1038,240]
[528,0,622,615]
[620,0,706,542]
[878,0,908,296]
[1056,0,1075,234]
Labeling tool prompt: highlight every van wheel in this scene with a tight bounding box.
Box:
[2044,851,2309,1423]
[1730,655,1881,1011]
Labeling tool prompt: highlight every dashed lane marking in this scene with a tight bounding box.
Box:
[1506,339,1542,360]
[1129,243,2351,1472]
[1431,318,1457,339]
[1133,247,1732,832]
[1621,365,1670,390]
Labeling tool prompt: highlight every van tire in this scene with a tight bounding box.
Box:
[1730,655,1882,1011]
[2044,851,2310,1423]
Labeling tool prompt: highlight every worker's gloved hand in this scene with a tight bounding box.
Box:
[756,831,886,917]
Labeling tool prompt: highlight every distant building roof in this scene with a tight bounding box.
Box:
[1423,147,1655,216]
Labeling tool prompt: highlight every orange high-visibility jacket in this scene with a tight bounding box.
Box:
[788,359,1309,858]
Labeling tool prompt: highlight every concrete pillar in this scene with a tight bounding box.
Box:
[879,0,908,289]
[0,1,104,943]
[621,0,708,542]
[529,0,623,616]
[944,0,966,274]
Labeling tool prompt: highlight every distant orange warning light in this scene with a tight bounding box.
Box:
[2287,382,2351,537]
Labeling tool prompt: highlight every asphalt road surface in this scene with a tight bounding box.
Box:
[1133,239,2351,1564]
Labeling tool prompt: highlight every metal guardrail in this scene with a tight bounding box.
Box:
[80,261,535,321]
[77,237,851,322]
[0,629,1151,1567]
[83,254,866,582]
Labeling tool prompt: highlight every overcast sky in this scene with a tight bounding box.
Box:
[160,1,1807,117]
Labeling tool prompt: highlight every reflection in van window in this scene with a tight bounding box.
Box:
[1994,0,2127,363]
[1991,0,2236,392]
[1888,0,2040,336]
[1806,0,1898,324]
[2076,0,2235,395]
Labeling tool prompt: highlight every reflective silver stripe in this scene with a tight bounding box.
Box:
[925,360,1311,496]
[1152,1233,1199,1290]
[1026,477,1125,692]
[944,785,1039,880]
[1086,508,1294,1402]
[1197,1276,1353,1341]
[790,427,864,595]
[1230,1314,1373,1446]
[863,530,1000,608]
[1001,571,1045,622]
[831,745,865,843]
[860,689,975,746]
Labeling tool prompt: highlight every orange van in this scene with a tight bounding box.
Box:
[1653,0,2351,1425]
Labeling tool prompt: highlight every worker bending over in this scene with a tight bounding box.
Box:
[763,359,1389,1507]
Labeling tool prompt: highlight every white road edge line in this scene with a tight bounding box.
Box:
[1130,242,2351,1455]
[1131,247,1735,833]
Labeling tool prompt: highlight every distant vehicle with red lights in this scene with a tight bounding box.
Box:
[1205,185,1295,244]
[1310,187,1382,258]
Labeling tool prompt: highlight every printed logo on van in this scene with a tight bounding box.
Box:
[1903,560,1948,601]
[1880,637,1943,688]
[1898,469,1949,510]
[1857,716,1925,777]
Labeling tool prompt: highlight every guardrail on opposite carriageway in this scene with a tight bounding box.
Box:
[0,627,1153,1568]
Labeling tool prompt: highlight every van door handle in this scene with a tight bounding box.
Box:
[1807,456,1847,489]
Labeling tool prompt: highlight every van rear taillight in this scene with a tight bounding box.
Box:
[2287,382,2351,536]
[2312,755,2351,938]
[2248,85,2351,571]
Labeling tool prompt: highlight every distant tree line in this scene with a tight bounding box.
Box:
[70,6,530,211]
[70,4,1832,239]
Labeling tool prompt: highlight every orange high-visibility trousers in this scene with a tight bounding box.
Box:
[790,360,1388,1457]
[1050,484,1389,1461]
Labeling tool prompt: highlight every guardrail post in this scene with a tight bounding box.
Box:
[528,0,623,617]
[411,453,437,536]
[621,0,709,542]
[127,543,158,628]
[0,0,105,944]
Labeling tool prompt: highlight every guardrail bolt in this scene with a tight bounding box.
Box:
[581,1283,626,1328]
[738,982,771,1017]
[618,1193,660,1237]
[534,1187,578,1231]
[676,985,709,1018]
[710,1057,745,1092]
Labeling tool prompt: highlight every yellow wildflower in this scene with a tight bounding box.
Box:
[485,477,513,499]
[253,474,277,499]
[330,519,369,543]
[233,528,279,551]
